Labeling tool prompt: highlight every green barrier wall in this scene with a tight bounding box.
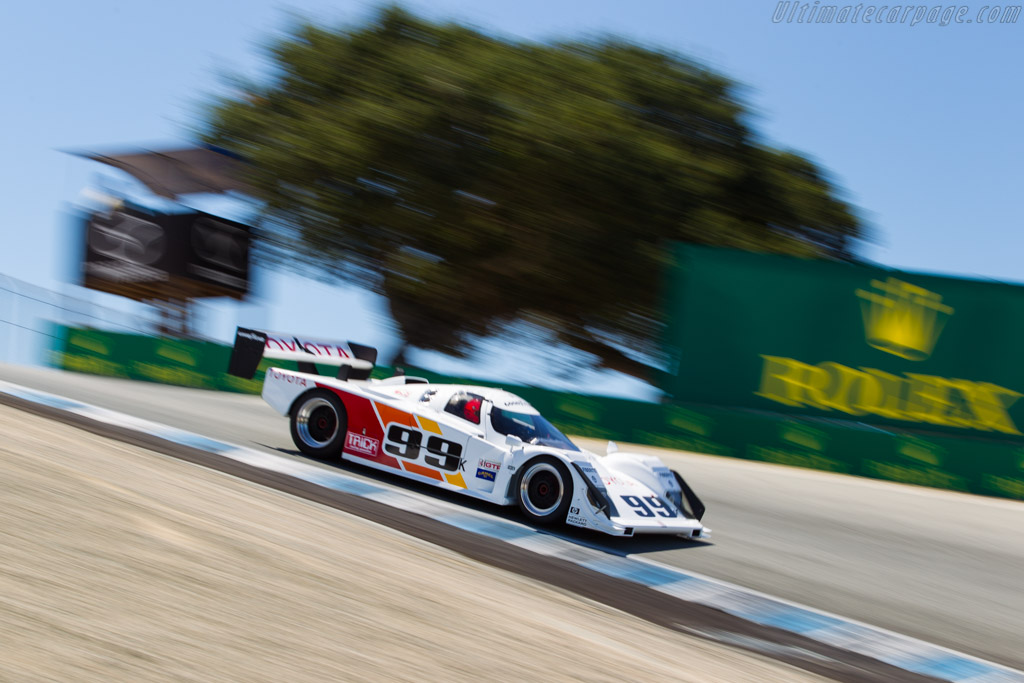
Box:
[52,326,272,393]
[49,325,1024,501]
[664,245,1024,442]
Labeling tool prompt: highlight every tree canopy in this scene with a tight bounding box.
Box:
[203,6,864,379]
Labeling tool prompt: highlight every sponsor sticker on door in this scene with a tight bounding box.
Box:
[346,432,380,456]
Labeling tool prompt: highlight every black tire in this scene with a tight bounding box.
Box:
[289,389,347,459]
[515,456,574,525]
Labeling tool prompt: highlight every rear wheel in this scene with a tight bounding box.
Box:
[516,456,574,525]
[290,389,347,459]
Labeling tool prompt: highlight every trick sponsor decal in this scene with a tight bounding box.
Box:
[476,468,497,481]
[479,459,501,472]
[346,432,380,457]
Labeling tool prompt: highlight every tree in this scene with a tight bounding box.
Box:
[202,6,864,379]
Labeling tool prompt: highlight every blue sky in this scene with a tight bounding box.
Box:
[2,1,1022,394]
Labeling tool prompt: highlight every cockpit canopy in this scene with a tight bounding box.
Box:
[488,406,579,451]
[420,385,580,451]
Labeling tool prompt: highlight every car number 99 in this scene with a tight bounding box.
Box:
[384,424,463,472]
[620,495,676,518]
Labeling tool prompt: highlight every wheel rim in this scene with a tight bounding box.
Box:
[296,397,339,448]
[520,462,563,517]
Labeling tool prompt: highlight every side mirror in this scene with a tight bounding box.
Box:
[505,433,523,447]
[606,441,618,454]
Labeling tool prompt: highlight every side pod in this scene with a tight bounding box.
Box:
[570,462,618,519]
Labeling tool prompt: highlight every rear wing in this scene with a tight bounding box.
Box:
[227,327,377,381]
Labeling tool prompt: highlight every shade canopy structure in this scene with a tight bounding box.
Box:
[67,145,252,199]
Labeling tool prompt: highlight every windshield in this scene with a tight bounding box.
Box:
[490,407,579,451]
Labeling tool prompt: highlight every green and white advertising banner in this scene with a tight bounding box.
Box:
[665,245,1024,441]
[50,326,271,394]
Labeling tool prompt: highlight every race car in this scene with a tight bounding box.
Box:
[228,327,709,538]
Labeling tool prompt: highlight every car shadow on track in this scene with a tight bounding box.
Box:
[257,443,712,557]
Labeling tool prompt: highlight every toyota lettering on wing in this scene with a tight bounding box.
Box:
[346,433,380,457]
[266,336,352,359]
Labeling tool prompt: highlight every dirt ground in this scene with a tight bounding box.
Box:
[0,404,827,682]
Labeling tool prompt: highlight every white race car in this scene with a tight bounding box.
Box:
[228,328,709,538]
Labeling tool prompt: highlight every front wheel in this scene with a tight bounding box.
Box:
[290,389,347,459]
[515,456,574,525]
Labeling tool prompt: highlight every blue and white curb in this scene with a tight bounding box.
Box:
[2,378,1021,683]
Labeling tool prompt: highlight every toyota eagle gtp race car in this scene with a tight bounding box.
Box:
[228,327,709,538]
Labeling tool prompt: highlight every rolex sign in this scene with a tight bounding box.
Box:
[664,245,1024,440]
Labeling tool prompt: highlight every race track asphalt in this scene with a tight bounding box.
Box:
[3,364,1022,671]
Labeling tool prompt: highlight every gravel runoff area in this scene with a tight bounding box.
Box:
[0,404,829,682]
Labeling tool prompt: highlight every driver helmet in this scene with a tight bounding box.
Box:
[464,397,482,423]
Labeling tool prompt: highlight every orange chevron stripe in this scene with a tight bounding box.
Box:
[375,402,418,428]
[401,460,444,481]
[417,416,443,434]
[444,471,467,488]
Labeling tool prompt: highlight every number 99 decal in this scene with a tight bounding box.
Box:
[384,425,464,472]
[621,495,677,518]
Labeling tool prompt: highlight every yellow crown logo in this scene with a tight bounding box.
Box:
[856,278,952,361]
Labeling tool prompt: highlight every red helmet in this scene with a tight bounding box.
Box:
[464,397,482,424]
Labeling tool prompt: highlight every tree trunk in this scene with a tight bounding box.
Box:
[390,342,410,372]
